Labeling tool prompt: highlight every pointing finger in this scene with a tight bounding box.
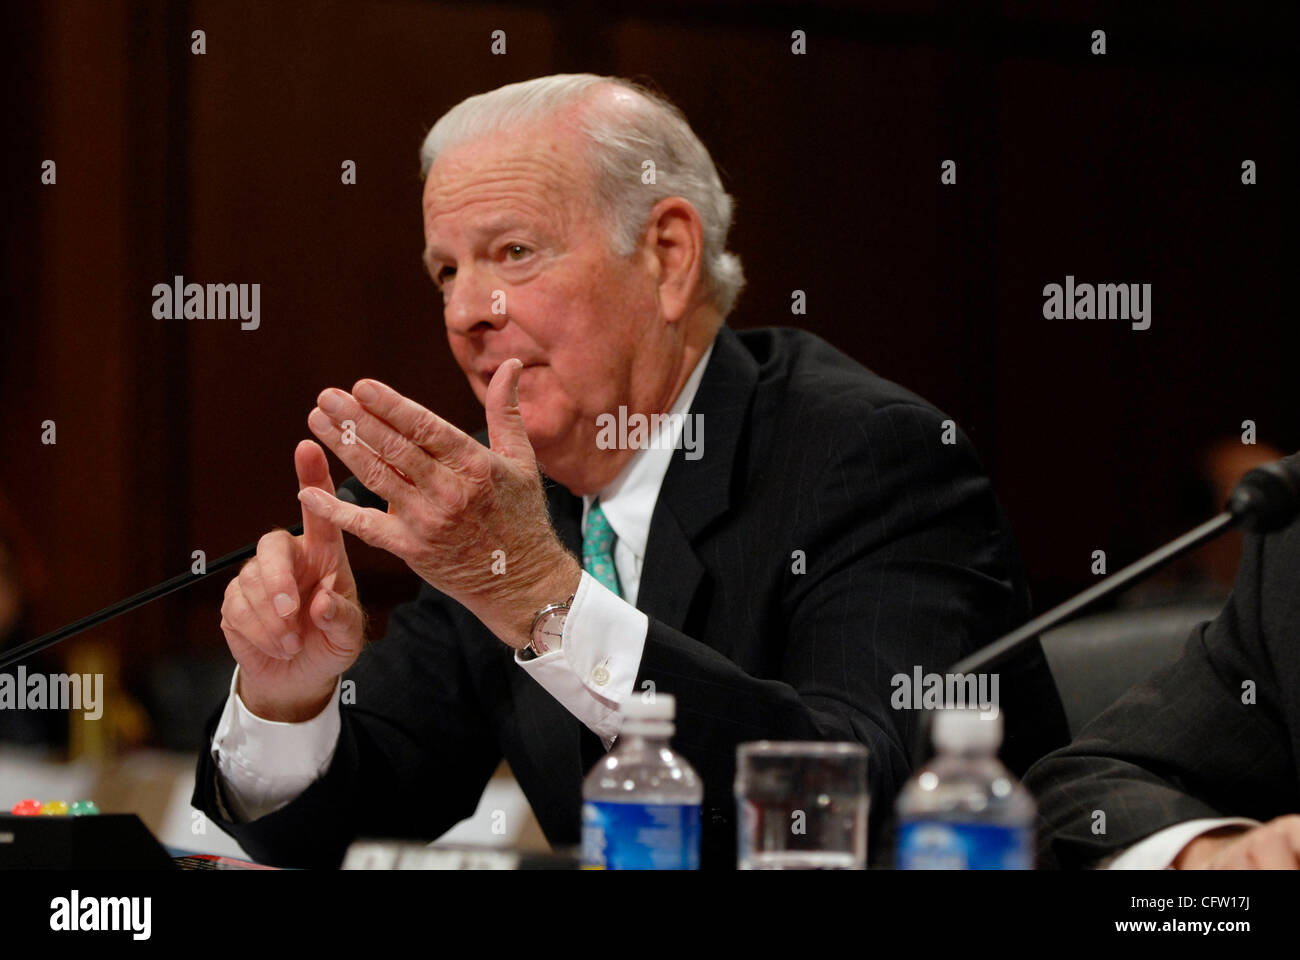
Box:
[295,439,345,556]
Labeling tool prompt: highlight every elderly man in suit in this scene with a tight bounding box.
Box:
[193,73,1066,868]
[1027,466,1300,870]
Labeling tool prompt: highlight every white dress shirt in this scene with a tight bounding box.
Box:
[212,343,714,822]
[1103,817,1260,869]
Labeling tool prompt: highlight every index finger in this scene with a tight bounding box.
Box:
[350,379,479,467]
[295,439,345,554]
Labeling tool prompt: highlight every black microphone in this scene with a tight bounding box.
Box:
[950,450,1300,680]
[1226,457,1300,532]
[0,476,387,671]
[337,475,388,512]
[908,451,1300,766]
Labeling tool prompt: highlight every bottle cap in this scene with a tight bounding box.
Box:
[932,708,1002,751]
[620,693,675,721]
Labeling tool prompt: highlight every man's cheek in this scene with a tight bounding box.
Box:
[521,380,572,428]
[518,371,553,413]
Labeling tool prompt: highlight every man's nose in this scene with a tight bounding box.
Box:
[443,266,508,337]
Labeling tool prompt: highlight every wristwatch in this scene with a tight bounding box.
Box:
[522,594,574,660]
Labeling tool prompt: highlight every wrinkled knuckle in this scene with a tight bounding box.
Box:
[238,560,260,588]
[378,434,408,467]
[225,593,252,626]
[409,416,439,451]
[361,457,389,490]
[432,510,457,543]
[352,511,376,543]
[444,486,472,519]
[405,507,433,540]
[464,454,493,486]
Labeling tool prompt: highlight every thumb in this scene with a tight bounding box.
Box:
[308,585,365,656]
[485,358,535,464]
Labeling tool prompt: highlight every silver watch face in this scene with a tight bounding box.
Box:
[533,608,566,653]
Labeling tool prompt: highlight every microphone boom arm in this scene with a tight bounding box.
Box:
[950,511,1235,677]
[0,523,304,672]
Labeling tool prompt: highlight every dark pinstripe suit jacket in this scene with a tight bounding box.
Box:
[1026,509,1300,869]
[193,325,1067,868]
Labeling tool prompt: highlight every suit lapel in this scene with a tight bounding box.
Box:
[636,326,759,632]
[548,479,584,557]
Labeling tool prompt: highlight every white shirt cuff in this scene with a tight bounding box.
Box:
[211,665,342,822]
[514,569,648,748]
[1106,817,1261,869]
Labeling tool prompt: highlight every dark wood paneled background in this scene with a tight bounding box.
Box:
[2,0,1293,749]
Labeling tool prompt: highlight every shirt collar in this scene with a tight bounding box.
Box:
[582,340,715,559]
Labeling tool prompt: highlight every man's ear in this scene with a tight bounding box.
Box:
[643,197,705,324]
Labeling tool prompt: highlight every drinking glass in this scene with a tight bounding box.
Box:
[735,741,869,869]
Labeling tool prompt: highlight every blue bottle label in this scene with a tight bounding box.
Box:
[581,801,701,870]
[896,820,1034,870]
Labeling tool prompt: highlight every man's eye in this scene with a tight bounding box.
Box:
[506,244,530,261]
[437,266,456,286]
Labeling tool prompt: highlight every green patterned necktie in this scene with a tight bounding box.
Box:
[583,499,623,597]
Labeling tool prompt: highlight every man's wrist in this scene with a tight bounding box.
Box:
[236,673,338,723]
[492,553,582,650]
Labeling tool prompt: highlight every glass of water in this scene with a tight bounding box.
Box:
[735,741,869,869]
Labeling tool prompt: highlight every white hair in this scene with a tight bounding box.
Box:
[419,74,745,319]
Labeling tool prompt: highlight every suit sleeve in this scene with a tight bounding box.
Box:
[192,584,502,868]
[635,401,1050,863]
[1024,523,1300,870]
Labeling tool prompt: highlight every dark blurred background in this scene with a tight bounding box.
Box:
[1,0,1294,756]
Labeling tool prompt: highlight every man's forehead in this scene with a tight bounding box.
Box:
[422,131,588,250]
[424,126,583,200]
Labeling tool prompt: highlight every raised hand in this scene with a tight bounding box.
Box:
[219,439,367,721]
[297,360,581,651]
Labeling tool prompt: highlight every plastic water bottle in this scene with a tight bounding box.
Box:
[581,693,702,869]
[895,708,1035,869]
